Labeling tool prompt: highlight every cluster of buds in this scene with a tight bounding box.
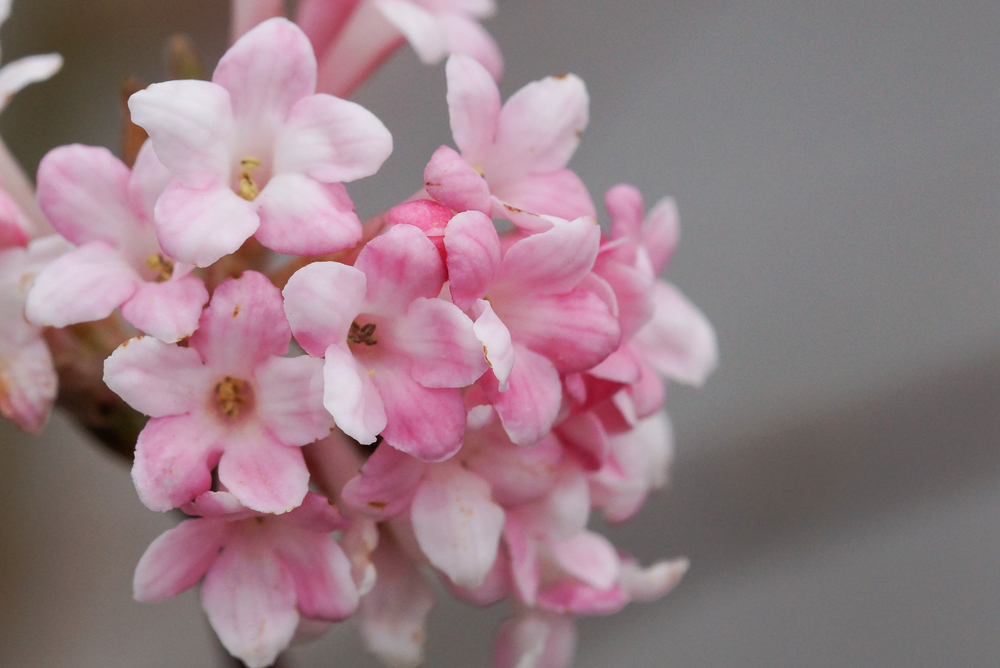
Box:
[0,3,717,667]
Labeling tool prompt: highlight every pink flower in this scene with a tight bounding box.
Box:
[444,211,620,444]
[133,491,359,668]
[282,223,488,461]
[104,271,333,513]
[25,142,209,343]
[424,55,594,232]
[128,17,392,267]
[0,235,69,433]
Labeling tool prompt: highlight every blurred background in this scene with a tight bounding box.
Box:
[1,0,999,665]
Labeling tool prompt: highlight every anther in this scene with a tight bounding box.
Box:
[145,253,175,282]
[214,376,250,418]
[347,321,378,346]
[238,157,262,201]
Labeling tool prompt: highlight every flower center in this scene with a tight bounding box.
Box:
[214,376,252,419]
[347,320,378,347]
[237,157,262,201]
[145,253,175,282]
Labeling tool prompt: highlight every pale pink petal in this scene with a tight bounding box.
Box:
[153,182,259,267]
[230,0,285,41]
[634,280,718,386]
[255,354,333,445]
[128,80,234,189]
[35,144,135,246]
[471,300,513,389]
[604,183,645,240]
[189,271,290,376]
[217,431,310,514]
[314,1,404,99]
[0,53,62,112]
[120,273,209,343]
[446,548,511,606]
[201,537,299,668]
[133,517,227,602]
[464,426,562,506]
[127,139,173,223]
[0,337,55,434]
[555,411,609,472]
[536,581,627,616]
[491,198,561,234]
[357,534,436,668]
[620,557,689,603]
[622,359,665,420]
[424,145,491,215]
[283,491,349,533]
[488,73,588,181]
[494,217,601,297]
[283,260,367,357]
[446,54,500,162]
[373,359,466,462]
[550,531,620,590]
[482,345,561,446]
[501,288,620,374]
[255,174,362,255]
[103,335,209,417]
[516,465,589,540]
[494,613,577,668]
[439,14,503,81]
[275,531,358,621]
[594,252,654,341]
[354,223,445,316]
[273,93,393,183]
[322,343,386,444]
[373,0,448,64]
[411,465,505,588]
[443,210,500,310]
[641,197,680,275]
[132,414,223,512]
[587,348,641,385]
[493,169,595,224]
[502,516,539,606]
[393,297,487,388]
[183,490,251,519]
[24,242,139,327]
[341,443,424,520]
[213,18,316,137]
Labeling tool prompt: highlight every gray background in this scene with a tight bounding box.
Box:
[1,0,998,665]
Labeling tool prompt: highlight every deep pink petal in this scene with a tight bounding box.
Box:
[255,174,362,254]
[443,209,499,310]
[132,414,223,511]
[295,0,362,59]
[213,18,316,137]
[481,345,561,446]
[273,93,392,183]
[189,271,290,376]
[633,280,718,386]
[411,464,505,588]
[103,335,209,417]
[393,296,488,388]
[217,431,309,514]
[283,491,349,533]
[439,14,503,81]
[588,347,642,385]
[594,250,654,341]
[387,199,453,248]
[255,354,333,446]
[133,517,227,602]
[463,424,562,507]
[35,144,136,246]
[555,411,609,472]
[128,80,235,189]
[471,300,513,388]
[549,530,620,590]
[373,359,466,462]
[494,216,601,297]
[445,54,500,162]
[424,145,491,215]
[357,533,436,668]
[275,530,358,621]
[154,182,259,267]
[322,343,386,444]
[283,260,366,357]
[354,223,445,316]
[201,536,299,668]
[24,242,139,327]
[341,443,424,520]
[493,169,595,225]
[120,273,210,343]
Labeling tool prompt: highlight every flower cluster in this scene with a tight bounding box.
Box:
[1,4,717,668]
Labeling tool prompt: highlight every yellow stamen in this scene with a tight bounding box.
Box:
[214,376,250,418]
[238,157,262,201]
[145,253,175,282]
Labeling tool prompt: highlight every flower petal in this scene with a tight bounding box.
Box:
[275,530,359,621]
[471,300,513,388]
[322,343,386,444]
[445,54,500,162]
[354,223,445,316]
[0,336,56,434]
[494,216,601,297]
[120,273,210,343]
[394,297,487,388]
[549,530,620,591]
[254,174,362,255]
[255,354,333,446]
[633,280,718,386]
[132,414,223,512]
[373,0,448,64]
[0,53,62,112]
[493,169,595,224]
[153,182,259,267]
[283,260,367,357]
[133,517,227,602]
[641,197,680,275]
[424,145,491,216]
[443,209,500,310]
[103,335,209,417]
[481,345,561,446]
[439,14,503,81]
[341,442,424,520]
[411,464,505,589]
[217,431,310,514]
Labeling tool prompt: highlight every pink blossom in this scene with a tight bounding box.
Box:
[425,55,594,232]
[282,223,488,461]
[25,142,209,343]
[493,612,576,668]
[128,17,392,267]
[444,211,620,444]
[0,235,69,433]
[104,271,333,513]
[133,491,359,668]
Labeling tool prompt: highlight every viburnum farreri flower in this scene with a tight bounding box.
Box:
[128,17,393,267]
[104,270,333,513]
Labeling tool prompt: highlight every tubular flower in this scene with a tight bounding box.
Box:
[104,271,333,514]
[128,17,393,267]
